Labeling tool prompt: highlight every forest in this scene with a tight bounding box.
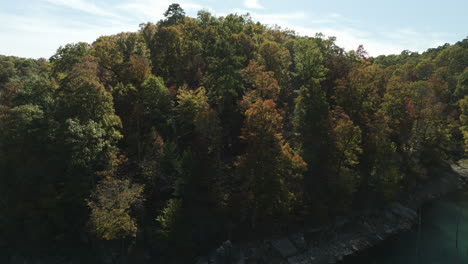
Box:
[1,3,468,262]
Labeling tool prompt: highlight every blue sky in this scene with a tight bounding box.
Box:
[0,0,466,58]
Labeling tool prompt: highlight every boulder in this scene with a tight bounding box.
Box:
[213,240,237,264]
[289,233,307,250]
[389,203,417,222]
[271,238,298,258]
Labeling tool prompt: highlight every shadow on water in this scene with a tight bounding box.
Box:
[342,189,468,264]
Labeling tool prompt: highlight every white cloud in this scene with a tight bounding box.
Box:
[0,10,137,58]
[230,8,306,23]
[117,0,205,22]
[238,11,451,56]
[44,0,124,19]
[244,0,263,9]
[277,23,449,56]
[0,0,212,58]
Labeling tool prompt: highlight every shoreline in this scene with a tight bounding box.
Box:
[201,162,468,264]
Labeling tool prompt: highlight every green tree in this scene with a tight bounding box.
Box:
[293,38,326,86]
[49,42,90,76]
[163,4,186,26]
[292,46,330,218]
[367,115,403,201]
[0,103,58,251]
[54,57,122,244]
[139,75,173,137]
[151,26,184,85]
[459,95,468,152]
[454,68,468,99]
[91,35,124,80]
[293,79,329,193]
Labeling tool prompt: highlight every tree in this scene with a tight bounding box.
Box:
[0,104,51,248]
[0,56,17,86]
[163,4,186,26]
[1,7,467,262]
[91,36,124,80]
[366,114,403,201]
[154,198,197,260]
[176,87,210,131]
[292,42,330,217]
[240,60,280,109]
[459,96,468,152]
[454,68,468,99]
[53,57,122,246]
[356,45,369,62]
[139,75,173,138]
[151,26,185,86]
[333,64,387,127]
[87,157,144,261]
[56,57,122,169]
[293,38,326,86]
[175,86,224,243]
[148,85,222,259]
[88,176,144,241]
[293,79,329,186]
[328,107,362,212]
[258,41,291,86]
[176,87,222,197]
[49,42,90,75]
[235,99,306,229]
[56,57,121,128]
[122,54,152,86]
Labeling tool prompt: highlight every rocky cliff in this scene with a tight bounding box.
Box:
[200,163,468,264]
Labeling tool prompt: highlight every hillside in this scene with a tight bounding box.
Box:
[1,4,467,262]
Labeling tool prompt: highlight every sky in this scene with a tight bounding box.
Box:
[0,0,466,58]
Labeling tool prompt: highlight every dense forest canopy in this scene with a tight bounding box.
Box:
[1,3,467,262]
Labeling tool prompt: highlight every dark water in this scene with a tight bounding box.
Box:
[343,189,468,264]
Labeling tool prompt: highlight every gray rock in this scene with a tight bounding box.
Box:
[290,233,307,250]
[384,210,395,220]
[10,256,26,264]
[306,227,324,234]
[214,240,237,264]
[390,202,417,221]
[271,238,298,258]
[196,258,209,264]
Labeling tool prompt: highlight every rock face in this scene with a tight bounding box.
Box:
[271,238,299,258]
[202,201,417,264]
[201,164,467,264]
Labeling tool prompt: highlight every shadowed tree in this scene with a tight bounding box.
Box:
[235,99,306,229]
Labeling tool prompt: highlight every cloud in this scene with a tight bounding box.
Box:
[276,23,450,56]
[44,0,123,19]
[117,0,205,22]
[0,0,212,58]
[229,8,306,23]
[236,11,451,56]
[244,0,263,9]
[0,9,136,58]
[0,0,458,58]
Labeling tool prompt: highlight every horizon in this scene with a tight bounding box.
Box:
[0,0,467,59]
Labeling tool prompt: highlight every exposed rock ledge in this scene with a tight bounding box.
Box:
[199,163,468,264]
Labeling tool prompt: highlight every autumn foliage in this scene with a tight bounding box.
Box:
[0,4,467,262]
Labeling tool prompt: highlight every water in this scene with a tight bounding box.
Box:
[343,189,468,264]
